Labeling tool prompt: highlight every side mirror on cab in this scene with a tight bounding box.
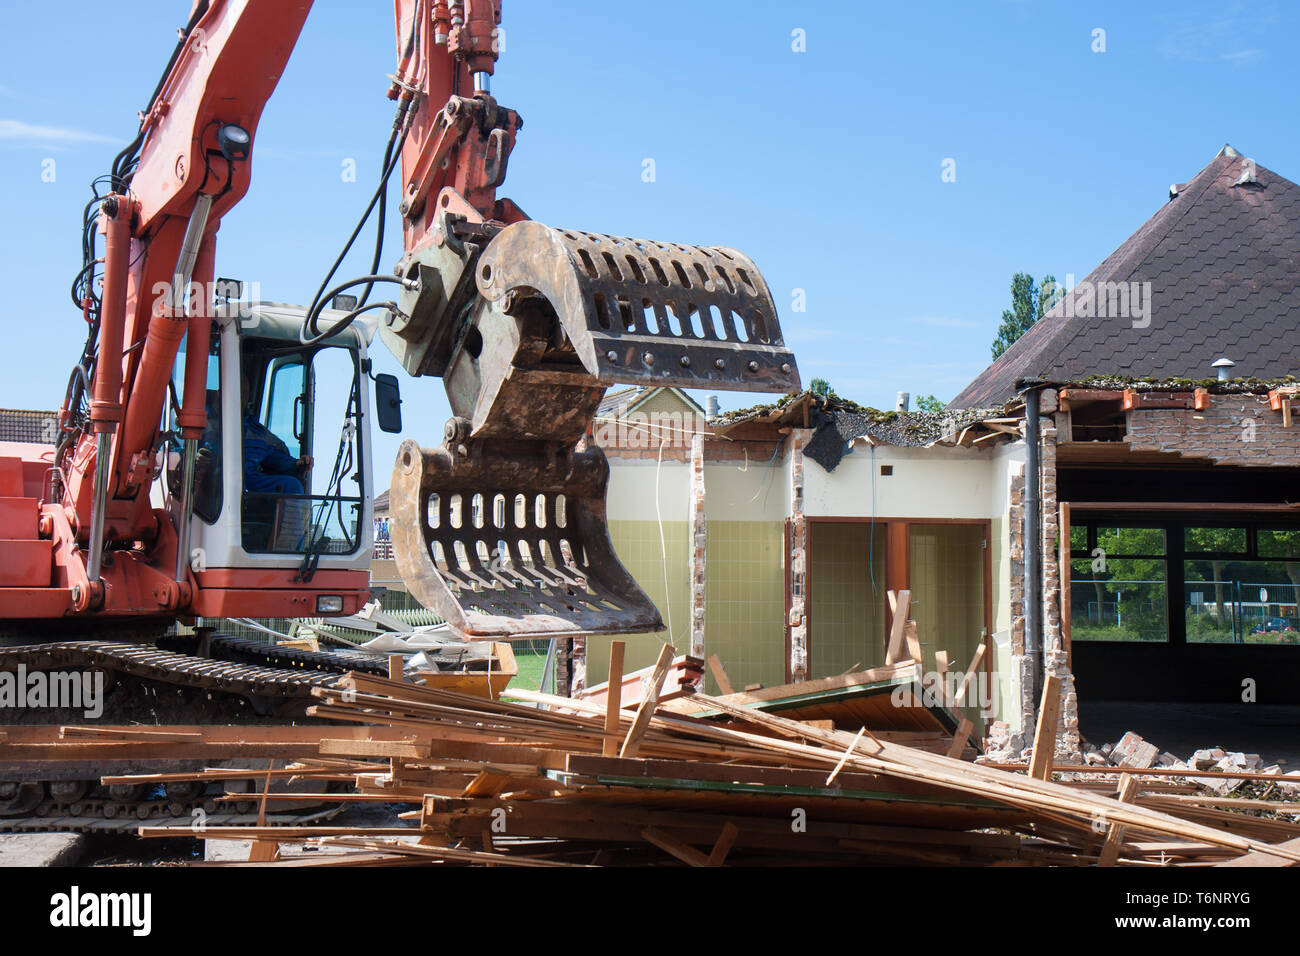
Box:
[374,373,402,433]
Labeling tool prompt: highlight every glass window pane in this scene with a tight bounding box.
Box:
[1094,526,1164,556]
[1185,558,1300,645]
[1184,527,1246,554]
[264,358,304,457]
[1258,528,1300,560]
[1071,557,1167,642]
[1069,525,1087,552]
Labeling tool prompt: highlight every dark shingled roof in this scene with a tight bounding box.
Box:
[0,409,58,444]
[951,147,1300,408]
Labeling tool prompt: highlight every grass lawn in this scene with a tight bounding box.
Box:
[508,649,550,692]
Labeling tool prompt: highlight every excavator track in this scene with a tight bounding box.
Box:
[162,634,390,680]
[0,640,342,699]
[0,635,394,834]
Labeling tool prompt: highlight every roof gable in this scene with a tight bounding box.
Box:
[951,148,1300,407]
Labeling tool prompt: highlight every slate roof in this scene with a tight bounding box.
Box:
[0,408,58,444]
[951,147,1300,408]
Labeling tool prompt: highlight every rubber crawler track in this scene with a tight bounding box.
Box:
[0,640,350,698]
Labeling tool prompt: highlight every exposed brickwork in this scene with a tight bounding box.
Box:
[1038,390,1080,758]
[1124,394,1297,465]
[571,635,587,693]
[786,429,808,682]
[689,433,706,659]
[1008,474,1025,657]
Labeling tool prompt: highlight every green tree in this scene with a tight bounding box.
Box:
[809,377,832,398]
[990,273,1065,359]
[1184,527,1248,626]
[915,394,946,412]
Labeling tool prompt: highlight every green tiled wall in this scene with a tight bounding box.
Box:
[585,519,786,694]
[909,523,986,725]
[808,523,886,678]
[586,520,689,684]
[702,521,786,692]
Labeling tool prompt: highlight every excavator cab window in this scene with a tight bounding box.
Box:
[167,327,223,524]
[238,337,364,555]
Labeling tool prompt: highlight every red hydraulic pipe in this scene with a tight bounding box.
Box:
[178,238,216,440]
[90,197,135,433]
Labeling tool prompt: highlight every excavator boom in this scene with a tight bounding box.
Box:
[36,0,799,642]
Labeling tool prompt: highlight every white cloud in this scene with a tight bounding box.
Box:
[1161,5,1274,65]
[0,118,115,145]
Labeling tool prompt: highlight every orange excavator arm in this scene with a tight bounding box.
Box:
[54,0,800,639]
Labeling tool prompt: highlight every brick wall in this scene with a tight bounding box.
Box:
[689,433,706,659]
[1038,390,1079,757]
[1124,393,1295,465]
[786,429,808,682]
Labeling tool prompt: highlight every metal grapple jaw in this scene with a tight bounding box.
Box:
[389,438,661,640]
[384,219,799,641]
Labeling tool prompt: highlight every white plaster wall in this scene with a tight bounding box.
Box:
[702,458,789,522]
[606,459,692,522]
[607,456,790,523]
[803,444,1003,519]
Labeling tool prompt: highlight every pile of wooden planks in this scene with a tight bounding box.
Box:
[130,644,1300,867]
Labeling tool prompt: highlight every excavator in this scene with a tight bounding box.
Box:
[0,1,798,821]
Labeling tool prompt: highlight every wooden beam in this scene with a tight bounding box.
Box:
[388,654,404,681]
[953,643,986,709]
[1216,835,1300,867]
[885,589,911,665]
[706,653,735,696]
[461,771,515,798]
[825,727,867,786]
[707,822,740,867]
[619,643,676,758]
[903,619,922,665]
[1028,674,1064,781]
[603,641,626,756]
[1098,773,1139,866]
[946,718,974,760]
[642,827,710,867]
[933,651,951,705]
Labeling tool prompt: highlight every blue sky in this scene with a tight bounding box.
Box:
[0,0,1294,486]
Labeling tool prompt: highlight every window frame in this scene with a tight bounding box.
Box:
[1069,516,1300,646]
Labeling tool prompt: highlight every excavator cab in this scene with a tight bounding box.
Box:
[168,301,383,585]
